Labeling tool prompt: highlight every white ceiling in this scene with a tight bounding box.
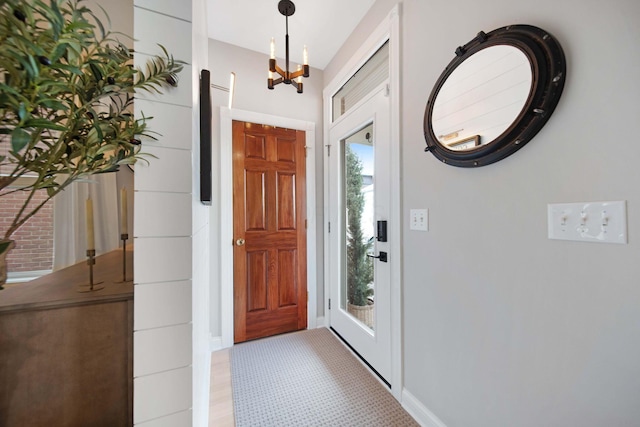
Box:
[206,0,376,70]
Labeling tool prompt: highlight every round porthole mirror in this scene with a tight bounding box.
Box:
[423,25,566,167]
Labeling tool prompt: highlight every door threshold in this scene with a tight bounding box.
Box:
[329,326,390,388]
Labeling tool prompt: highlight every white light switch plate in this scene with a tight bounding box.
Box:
[548,201,627,244]
[410,209,428,231]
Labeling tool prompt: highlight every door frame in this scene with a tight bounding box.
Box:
[219,107,317,348]
[322,4,402,400]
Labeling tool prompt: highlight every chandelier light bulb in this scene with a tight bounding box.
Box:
[303,45,308,65]
[270,38,275,59]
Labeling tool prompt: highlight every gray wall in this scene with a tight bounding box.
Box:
[208,39,325,337]
[326,0,640,426]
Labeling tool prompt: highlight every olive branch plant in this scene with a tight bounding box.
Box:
[0,0,184,277]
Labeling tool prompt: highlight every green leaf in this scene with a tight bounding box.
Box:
[11,128,30,152]
[39,98,67,110]
[50,43,68,62]
[18,103,27,121]
[67,40,82,55]
[89,62,103,81]
[24,118,67,131]
[49,0,64,39]
[0,83,22,98]
[26,54,39,79]
[53,63,83,75]
[90,8,107,39]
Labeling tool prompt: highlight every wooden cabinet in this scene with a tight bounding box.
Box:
[0,248,133,427]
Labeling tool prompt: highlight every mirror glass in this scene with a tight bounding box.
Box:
[432,45,532,151]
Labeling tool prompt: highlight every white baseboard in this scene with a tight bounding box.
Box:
[209,335,223,352]
[402,389,447,427]
[316,316,326,328]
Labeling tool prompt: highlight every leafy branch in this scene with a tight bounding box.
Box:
[0,0,184,241]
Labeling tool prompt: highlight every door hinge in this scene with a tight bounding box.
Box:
[305,219,308,229]
[328,222,331,233]
[326,144,331,156]
[307,291,309,302]
[385,83,390,97]
[328,298,331,310]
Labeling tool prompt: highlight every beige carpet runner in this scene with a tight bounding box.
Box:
[230,328,419,426]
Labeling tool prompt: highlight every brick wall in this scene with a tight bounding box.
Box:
[1,136,54,273]
[0,190,54,273]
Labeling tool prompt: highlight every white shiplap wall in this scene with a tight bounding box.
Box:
[133,1,210,425]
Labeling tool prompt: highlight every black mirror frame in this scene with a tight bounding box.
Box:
[423,24,566,167]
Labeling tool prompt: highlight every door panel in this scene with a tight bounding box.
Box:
[277,139,297,162]
[233,121,307,343]
[277,172,296,230]
[278,249,297,306]
[246,250,267,311]
[245,171,266,230]
[245,134,266,159]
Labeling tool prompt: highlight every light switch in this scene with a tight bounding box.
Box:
[548,201,627,244]
[410,209,428,231]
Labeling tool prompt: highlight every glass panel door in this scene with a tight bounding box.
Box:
[328,84,391,382]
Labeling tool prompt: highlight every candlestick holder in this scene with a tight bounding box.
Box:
[114,234,131,283]
[78,249,105,292]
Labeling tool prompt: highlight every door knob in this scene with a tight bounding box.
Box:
[235,238,245,246]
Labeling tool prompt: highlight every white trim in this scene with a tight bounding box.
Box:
[219,107,317,349]
[315,316,326,328]
[388,3,403,404]
[402,389,448,427]
[220,107,234,349]
[322,4,403,401]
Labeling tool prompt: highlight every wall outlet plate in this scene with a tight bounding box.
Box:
[410,209,428,231]
[548,201,627,244]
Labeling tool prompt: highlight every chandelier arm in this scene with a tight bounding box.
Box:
[268,76,284,90]
[273,63,286,78]
[289,68,304,79]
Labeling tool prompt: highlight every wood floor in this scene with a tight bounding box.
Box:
[209,349,235,426]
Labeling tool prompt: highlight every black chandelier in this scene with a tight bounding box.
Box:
[268,0,309,93]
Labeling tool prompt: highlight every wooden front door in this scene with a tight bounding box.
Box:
[232,120,307,343]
